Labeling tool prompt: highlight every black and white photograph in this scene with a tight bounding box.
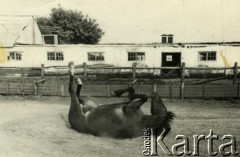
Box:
[0,0,240,156]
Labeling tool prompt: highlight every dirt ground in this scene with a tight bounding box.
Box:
[0,96,239,157]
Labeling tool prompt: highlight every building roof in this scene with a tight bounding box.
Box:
[161,34,174,36]
[38,26,60,35]
[0,15,35,47]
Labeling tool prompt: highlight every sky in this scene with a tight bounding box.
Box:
[0,0,240,43]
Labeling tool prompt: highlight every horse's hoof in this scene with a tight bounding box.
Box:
[129,79,138,87]
[68,61,74,68]
[76,78,83,85]
[109,91,117,97]
[109,91,122,97]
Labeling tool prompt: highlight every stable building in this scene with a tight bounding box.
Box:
[0,16,240,76]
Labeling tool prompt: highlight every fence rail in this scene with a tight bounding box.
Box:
[0,82,240,99]
[1,62,239,79]
[0,62,240,99]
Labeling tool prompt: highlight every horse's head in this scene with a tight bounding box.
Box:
[151,92,167,117]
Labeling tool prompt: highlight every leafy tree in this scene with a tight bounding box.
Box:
[37,6,104,44]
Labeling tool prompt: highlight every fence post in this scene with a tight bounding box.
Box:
[170,85,173,99]
[233,62,238,85]
[22,79,25,96]
[47,87,50,95]
[180,62,185,100]
[60,85,65,96]
[132,63,137,81]
[106,85,110,97]
[55,84,58,95]
[21,68,24,76]
[153,84,157,92]
[33,80,37,96]
[83,62,87,80]
[238,85,240,98]
[6,82,9,96]
[202,85,206,99]
[41,64,45,78]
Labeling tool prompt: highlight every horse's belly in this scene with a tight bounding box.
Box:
[85,108,144,138]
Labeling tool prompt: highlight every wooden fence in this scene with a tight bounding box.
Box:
[0,62,239,99]
[0,81,240,99]
[1,62,239,79]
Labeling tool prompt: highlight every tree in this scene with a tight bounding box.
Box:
[37,6,104,44]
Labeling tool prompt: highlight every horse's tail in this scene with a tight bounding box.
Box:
[165,111,175,127]
[157,111,175,135]
[166,111,175,124]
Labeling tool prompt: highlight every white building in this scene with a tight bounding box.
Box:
[0,16,240,76]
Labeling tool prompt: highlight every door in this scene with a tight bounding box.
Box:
[161,52,181,77]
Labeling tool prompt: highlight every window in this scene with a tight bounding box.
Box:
[161,34,174,43]
[168,36,173,43]
[162,37,167,43]
[8,51,22,61]
[128,52,145,61]
[47,52,64,61]
[47,52,55,60]
[42,35,58,45]
[43,36,54,44]
[56,53,64,60]
[199,51,216,61]
[88,52,104,61]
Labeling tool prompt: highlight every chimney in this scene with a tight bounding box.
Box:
[161,34,173,44]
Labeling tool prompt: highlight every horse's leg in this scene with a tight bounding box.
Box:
[123,94,148,113]
[143,93,174,154]
[68,62,86,131]
[76,84,82,101]
[75,77,84,105]
[68,65,84,116]
[110,79,138,98]
[121,87,148,113]
[110,87,132,97]
[143,92,173,129]
[68,71,79,106]
[111,86,147,113]
[111,86,138,100]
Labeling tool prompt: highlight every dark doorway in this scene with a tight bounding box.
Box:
[161,52,181,77]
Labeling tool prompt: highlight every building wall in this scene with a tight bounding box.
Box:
[0,44,240,69]
[181,45,240,67]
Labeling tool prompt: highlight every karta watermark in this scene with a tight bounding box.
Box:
[142,128,239,156]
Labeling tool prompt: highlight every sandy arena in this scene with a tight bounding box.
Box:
[0,96,239,157]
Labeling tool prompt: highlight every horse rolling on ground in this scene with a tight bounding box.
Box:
[68,62,175,139]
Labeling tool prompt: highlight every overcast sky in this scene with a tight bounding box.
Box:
[0,0,240,43]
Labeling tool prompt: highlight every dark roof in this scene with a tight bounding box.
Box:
[161,34,174,36]
[38,26,59,35]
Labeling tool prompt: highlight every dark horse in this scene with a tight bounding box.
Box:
[68,62,174,139]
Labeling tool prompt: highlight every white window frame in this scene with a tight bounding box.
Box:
[8,51,23,61]
[198,51,217,61]
[47,51,64,61]
[87,52,105,61]
[128,52,145,61]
